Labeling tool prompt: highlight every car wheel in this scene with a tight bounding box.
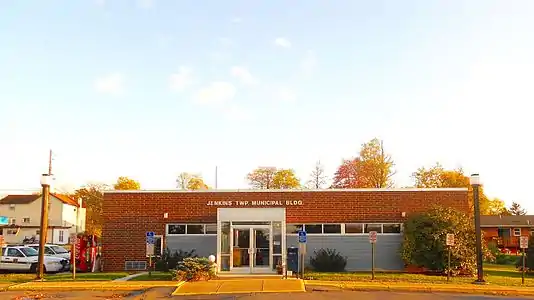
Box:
[30,263,37,273]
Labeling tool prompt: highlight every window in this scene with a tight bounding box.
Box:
[7,248,24,257]
[50,246,68,254]
[186,225,205,234]
[364,224,382,234]
[9,218,16,225]
[22,217,30,223]
[498,228,510,237]
[59,231,64,243]
[286,224,303,234]
[304,224,322,234]
[20,247,38,257]
[531,229,534,236]
[167,224,186,235]
[383,224,402,234]
[7,229,18,235]
[345,224,363,234]
[44,247,55,255]
[166,224,217,235]
[9,204,15,211]
[323,224,342,234]
[205,224,217,234]
[513,228,521,236]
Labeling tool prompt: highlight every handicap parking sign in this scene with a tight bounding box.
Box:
[298,230,307,243]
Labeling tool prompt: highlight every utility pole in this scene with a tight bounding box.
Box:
[37,174,52,280]
[215,166,218,189]
[48,149,53,175]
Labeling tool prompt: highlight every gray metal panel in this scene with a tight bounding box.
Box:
[166,236,217,258]
[287,235,404,271]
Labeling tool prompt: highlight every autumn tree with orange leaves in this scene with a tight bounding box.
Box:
[331,138,395,188]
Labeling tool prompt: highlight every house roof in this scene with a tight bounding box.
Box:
[0,194,40,204]
[481,215,534,227]
[0,193,80,207]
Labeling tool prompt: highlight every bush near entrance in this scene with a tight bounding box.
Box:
[309,248,347,272]
[400,206,488,276]
[172,257,216,281]
[155,248,198,272]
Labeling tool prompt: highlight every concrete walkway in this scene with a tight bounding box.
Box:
[172,279,305,296]
[112,272,148,281]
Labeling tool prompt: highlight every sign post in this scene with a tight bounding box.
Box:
[70,233,78,280]
[521,235,529,285]
[298,230,307,279]
[369,231,377,280]
[446,234,455,282]
[146,231,155,277]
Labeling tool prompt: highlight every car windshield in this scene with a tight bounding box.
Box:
[20,247,39,257]
[51,246,68,254]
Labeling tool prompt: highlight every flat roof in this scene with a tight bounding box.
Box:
[104,188,468,194]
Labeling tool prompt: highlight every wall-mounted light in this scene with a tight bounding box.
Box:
[163,213,168,219]
[401,212,406,217]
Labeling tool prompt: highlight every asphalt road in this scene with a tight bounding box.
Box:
[1,288,534,300]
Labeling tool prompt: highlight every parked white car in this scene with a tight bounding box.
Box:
[26,244,71,260]
[0,245,70,273]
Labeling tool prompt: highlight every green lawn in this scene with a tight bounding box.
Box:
[44,272,129,281]
[0,272,128,283]
[304,264,534,287]
[129,271,173,281]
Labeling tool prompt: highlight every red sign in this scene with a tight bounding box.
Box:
[369,231,377,243]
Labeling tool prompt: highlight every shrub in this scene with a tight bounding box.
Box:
[155,248,198,272]
[172,257,216,281]
[400,206,487,276]
[309,248,347,272]
[516,235,534,272]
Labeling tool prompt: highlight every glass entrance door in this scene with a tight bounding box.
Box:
[229,225,272,273]
[252,228,270,269]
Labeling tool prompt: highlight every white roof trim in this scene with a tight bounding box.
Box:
[104,188,468,194]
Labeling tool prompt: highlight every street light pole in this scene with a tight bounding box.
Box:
[37,173,53,280]
[470,173,485,284]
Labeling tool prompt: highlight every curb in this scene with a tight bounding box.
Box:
[4,281,179,292]
[304,281,534,296]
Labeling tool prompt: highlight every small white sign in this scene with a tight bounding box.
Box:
[146,243,155,256]
[369,231,377,244]
[446,234,455,246]
[69,234,78,244]
[520,236,529,249]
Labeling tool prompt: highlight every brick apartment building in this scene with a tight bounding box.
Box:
[102,188,469,273]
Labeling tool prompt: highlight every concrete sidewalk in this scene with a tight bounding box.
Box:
[305,280,534,296]
[172,279,305,296]
[4,280,178,291]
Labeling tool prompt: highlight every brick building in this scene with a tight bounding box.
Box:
[102,188,469,273]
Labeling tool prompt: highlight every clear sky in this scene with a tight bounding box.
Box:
[1,0,533,211]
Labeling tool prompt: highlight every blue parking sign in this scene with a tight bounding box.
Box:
[298,230,307,243]
[146,231,155,244]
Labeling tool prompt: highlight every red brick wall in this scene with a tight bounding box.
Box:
[102,189,468,271]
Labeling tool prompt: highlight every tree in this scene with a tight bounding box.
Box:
[113,176,141,190]
[357,138,395,188]
[272,169,301,189]
[246,167,277,189]
[331,158,362,188]
[509,202,527,216]
[187,177,209,190]
[307,161,327,189]
[331,138,395,189]
[401,206,485,275]
[487,198,510,216]
[412,164,498,215]
[70,183,108,237]
[176,172,209,190]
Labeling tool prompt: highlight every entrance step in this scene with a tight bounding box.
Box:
[217,273,286,279]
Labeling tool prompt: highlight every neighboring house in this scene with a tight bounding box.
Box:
[0,193,86,245]
[481,215,534,253]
